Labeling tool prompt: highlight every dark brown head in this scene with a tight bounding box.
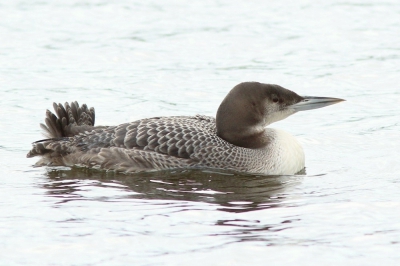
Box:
[216,82,344,148]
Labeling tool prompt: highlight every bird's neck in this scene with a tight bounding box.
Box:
[216,109,270,149]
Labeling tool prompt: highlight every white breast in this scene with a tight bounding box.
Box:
[265,128,305,175]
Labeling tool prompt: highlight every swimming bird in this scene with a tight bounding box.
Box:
[27,82,344,175]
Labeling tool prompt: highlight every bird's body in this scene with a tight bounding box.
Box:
[27,82,343,175]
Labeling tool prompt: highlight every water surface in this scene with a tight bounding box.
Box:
[1,0,400,265]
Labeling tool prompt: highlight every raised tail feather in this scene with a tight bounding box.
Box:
[41,101,96,138]
[27,101,97,158]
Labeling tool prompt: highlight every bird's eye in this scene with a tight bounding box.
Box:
[272,98,279,103]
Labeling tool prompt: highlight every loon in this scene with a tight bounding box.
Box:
[27,82,344,175]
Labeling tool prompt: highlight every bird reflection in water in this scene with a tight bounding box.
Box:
[43,167,305,213]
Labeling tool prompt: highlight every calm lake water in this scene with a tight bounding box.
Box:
[1,0,400,265]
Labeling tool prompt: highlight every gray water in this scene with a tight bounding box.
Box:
[1,0,400,265]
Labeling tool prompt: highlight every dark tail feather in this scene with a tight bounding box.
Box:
[39,101,96,138]
[33,137,69,143]
[40,109,63,138]
[27,141,49,158]
[28,101,98,159]
[26,137,69,158]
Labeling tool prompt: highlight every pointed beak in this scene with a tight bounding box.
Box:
[290,96,345,112]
